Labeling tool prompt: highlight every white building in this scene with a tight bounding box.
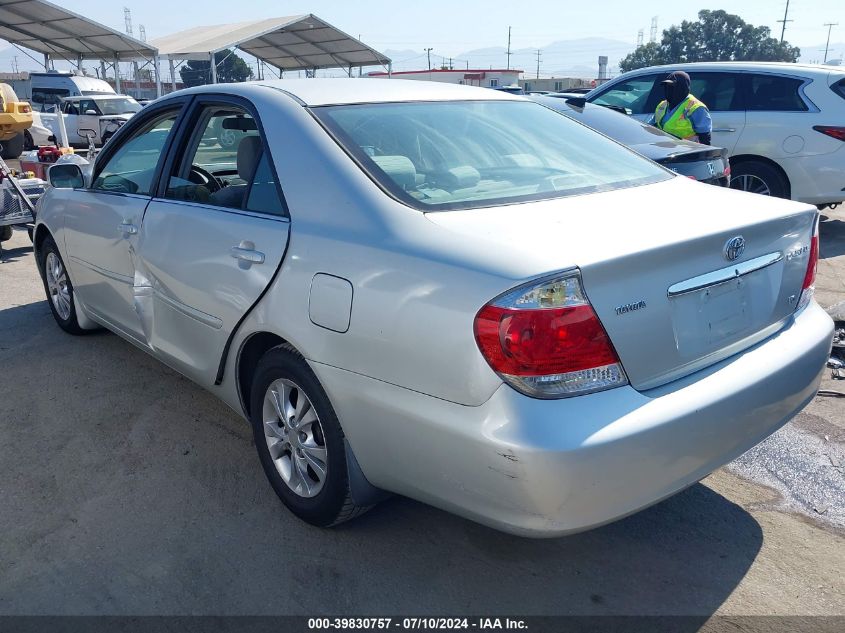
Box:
[368,68,522,88]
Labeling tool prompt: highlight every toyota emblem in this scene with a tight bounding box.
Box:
[724,236,746,261]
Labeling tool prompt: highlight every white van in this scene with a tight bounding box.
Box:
[10,71,115,113]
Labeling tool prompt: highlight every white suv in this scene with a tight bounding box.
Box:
[587,62,845,207]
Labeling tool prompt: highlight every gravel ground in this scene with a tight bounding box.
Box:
[0,205,843,617]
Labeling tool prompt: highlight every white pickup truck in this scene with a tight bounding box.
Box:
[38,94,142,148]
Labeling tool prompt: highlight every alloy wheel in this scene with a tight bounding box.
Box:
[730,174,771,196]
[45,252,72,321]
[262,379,328,498]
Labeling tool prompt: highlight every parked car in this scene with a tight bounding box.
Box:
[39,94,141,147]
[40,80,832,537]
[586,62,845,206]
[532,95,730,185]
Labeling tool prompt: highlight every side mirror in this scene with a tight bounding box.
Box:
[48,164,85,189]
[84,109,98,116]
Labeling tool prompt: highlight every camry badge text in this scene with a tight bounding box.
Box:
[615,300,647,316]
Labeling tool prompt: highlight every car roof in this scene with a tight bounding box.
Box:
[172,78,524,107]
[615,61,845,79]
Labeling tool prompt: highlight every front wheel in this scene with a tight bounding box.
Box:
[38,235,86,335]
[249,345,371,527]
[729,160,789,199]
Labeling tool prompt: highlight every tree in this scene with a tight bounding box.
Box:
[179,49,253,87]
[619,10,800,73]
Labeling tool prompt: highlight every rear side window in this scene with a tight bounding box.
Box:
[832,79,845,101]
[747,75,809,112]
[688,73,743,111]
[591,74,662,115]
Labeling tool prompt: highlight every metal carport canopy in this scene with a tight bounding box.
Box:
[151,14,390,74]
[0,0,156,62]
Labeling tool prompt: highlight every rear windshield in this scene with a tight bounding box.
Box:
[539,98,668,146]
[833,79,845,102]
[314,100,669,211]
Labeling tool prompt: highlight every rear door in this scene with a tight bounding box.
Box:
[62,103,186,340]
[686,71,746,153]
[135,96,290,386]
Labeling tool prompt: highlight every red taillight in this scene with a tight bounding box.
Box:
[724,164,731,176]
[474,273,627,398]
[797,218,820,310]
[812,125,845,142]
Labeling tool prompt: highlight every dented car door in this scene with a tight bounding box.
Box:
[133,99,289,386]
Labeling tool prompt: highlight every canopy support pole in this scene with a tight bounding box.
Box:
[210,53,218,84]
[154,55,162,97]
[43,52,49,71]
[114,54,121,92]
[169,59,176,91]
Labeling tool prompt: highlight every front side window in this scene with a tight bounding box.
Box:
[164,105,285,215]
[92,110,179,195]
[77,99,100,115]
[591,75,660,114]
[315,100,669,211]
[747,74,809,112]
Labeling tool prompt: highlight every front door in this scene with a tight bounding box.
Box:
[135,100,290,386]
[62,107,183,340]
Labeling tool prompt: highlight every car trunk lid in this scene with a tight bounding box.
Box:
[426,177,817,390]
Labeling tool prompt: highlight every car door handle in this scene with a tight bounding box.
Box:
[712,128,736,133]
[230,246,265,265]
[118,221,137,235]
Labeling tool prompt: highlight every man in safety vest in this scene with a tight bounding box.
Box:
[648,71,712,145]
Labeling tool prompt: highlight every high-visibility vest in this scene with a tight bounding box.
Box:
[654,95,705,140]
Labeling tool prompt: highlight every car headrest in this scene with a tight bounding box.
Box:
[372,155,417,190]
[237,135,262,180]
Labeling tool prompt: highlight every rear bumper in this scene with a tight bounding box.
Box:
[780,147,845,205]
[315,301,833,537]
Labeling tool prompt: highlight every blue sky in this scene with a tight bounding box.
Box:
[64,0,842,54]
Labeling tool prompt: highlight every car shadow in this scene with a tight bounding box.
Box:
[820,214,845,260]
[0,242,33,264]
[0,300,763,621]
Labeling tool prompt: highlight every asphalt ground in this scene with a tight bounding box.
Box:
[0,202,843,617]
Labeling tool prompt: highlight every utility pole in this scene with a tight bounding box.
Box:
[424,47,433,70]
[778,0,793,43]
[506,26,512,70]
[824,23,839,62]
[535,49,541,79]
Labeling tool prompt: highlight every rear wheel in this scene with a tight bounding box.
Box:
[23,130,34,151]
[249,345,370,527]
[0,132,24,159]
[38,235,86,335]
[0,225,12,242]
[729,160,789,199]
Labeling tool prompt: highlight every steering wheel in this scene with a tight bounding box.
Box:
[189,165,222,193]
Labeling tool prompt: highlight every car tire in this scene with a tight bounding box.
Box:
[37,235,87,335]
[0,225,12,242]
[729,160,789,199]
[23,130,34,151]
[249,344,370,527]
[1,132,24,159]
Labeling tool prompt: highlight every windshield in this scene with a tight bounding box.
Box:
[98,98,142,115]
[314,101,669,211]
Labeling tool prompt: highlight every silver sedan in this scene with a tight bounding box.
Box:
[39,79,833,537]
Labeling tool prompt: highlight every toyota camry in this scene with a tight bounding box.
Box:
[40,80,833,536]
